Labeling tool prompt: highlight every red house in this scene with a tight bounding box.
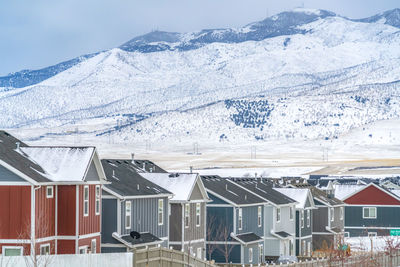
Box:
[0,131,107,256]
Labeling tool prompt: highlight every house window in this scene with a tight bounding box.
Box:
[46,186,53,198]
[185,203,190,228]
[125,201,132,229]
[368,232,377,237]
[276,208,281,222]
[259,244,264,262]
[307,210,310,227]
[248,247,253,263]
[363,207,377,219]
[307,242,311,257]
[95,185,100,215]
[301,210,304,228]
[196,203,201,227]
[257,206,262,227]
[91,239,96,254]
[40,244,50,255]
[238,208,243,230]
[340,207,344,220]
[3,246,23,256]
[158,199,164,225]
[79,246,87,254]
[302,240,306,256]
[289,206,294,220]
[344,232,350,238]
[196,247,202,259]
[330,207,334,222]
[84,186,89,216]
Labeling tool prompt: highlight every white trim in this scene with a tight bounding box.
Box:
[0,159,38,185]
[206,204,232,208]
[206,188,266,207]
[169,238,205,245]
[125,201,132,229]
[312,232,336,235]
[55,185,58,254]
[79,232,101,239]
[257,206,262,227]
[46,186,54,198]
[75,185,79,254]
[101,243,126,248]
[78,246,88,254]
[184,203,190,228]
[362,207,377,219]
[102,186,172,200]
[0,239,31,244]
[102,195,118,199]
[0,182,31,186]
[158,199,164,226]
[307,209,311,227]
[276,207,281,223]
[83,185,89,217]
[295,235,312,239]
[1,246,24,256]
[238,208,243,230]
[91,238,97,253]
[345,226,400,230]
[195,202,201,227]
[117,199,121,234]
[31,185,36,256]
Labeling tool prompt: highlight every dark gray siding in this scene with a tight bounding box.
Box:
[301,209,312,237]
[85,161,100,181]
[207,206,234,241]
[331,206,344,230]
[102,199,118,244]
[0,165,25,182]
[345,206,400,228]
[313,207,328,232]
[236,205,263,237]
[170,203,183,242]
[184,202,206,242]
[121,197,169,238]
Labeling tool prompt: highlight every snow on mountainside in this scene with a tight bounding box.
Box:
[1,9,400,149]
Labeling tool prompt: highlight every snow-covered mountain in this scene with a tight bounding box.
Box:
[1,8,400,149]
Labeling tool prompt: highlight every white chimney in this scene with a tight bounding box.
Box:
[131,153,135,163]
[142,162,146,171]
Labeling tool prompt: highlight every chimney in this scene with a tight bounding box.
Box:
[190,166,193,173]
[16,142,20,150]
[131,153,135,163]
[142,162,146,171]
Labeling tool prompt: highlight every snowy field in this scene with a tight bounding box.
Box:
[346,236,400,252]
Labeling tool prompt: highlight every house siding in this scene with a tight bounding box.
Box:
[101,198,118,244]
[79,185,101,235]
[0,165,26,182]
[208,244,241,263]
[57,185,76,236]
[35,186,56,238]
[169,203,183,242]
[345,206,400,228]
[184,202,205,242]
[313,206,328,233]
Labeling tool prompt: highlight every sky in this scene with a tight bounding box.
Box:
[0,0,399,76]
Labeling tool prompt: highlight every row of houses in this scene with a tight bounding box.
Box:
[1,131,400,264]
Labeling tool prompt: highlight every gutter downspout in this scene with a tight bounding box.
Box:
[31,185,41,256]
[181,203,185,252]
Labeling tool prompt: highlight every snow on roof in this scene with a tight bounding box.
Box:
[391,189,400,198]
[140,173,198,201]
[274,188,309,208]
[332,184,365,200]
[19,147,94,182]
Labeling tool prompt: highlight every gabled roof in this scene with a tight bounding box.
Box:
[231,233,263,245]
[230,178,297,206]
[141,173,207,202]
[101,159,172,198]
[291,184,344,207]
[274,188,314,209]
[201,176,266,206]
[343,183,400,205]
[331,184,365,201]
[0,131,104,184]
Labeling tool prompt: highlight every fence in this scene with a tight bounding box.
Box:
[133,246,218,267]
[216,250,400,267]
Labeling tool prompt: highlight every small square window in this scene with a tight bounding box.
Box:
[40,244,50,255]
[46,186,54,198]
[3,246,23,256]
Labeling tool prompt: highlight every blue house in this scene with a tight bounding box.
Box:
[201,176,266,264]
[100,159,173,252]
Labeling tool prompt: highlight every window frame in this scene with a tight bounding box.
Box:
[289,206,294,221]
[340,206,344,220]
[40,243,50,255]
[158,199,164,226]
[330,207,334,222]
[195,203,201,227]
[301,210,304,228]
[2,246,23,256]
[46,186,54,199]
[125,201,132,229]
[257,206,262,227]
[259,244,263,262]
[307,209,310,227]
[363,207,377,219]
[248,247,253,263]
[238,208,243,230]
[83,186,89,217]
[91,239,97,254]
[368,232,377,237]
[78,246,88,254]
[95,185,101,215]
[184,203,190,228]
[276,207,281,223]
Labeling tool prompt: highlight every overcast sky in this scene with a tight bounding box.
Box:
[0,0,398,75]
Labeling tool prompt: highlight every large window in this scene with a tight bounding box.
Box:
[238,208,243,230]
[84,186,89,216]
[125,201,131,229]
[46,186,53,199]
[158,199,164,225]
[40,244,50,255]
[3,246,23,256]
[307,210,311,227]
[301,210,304,228]
[257,206,262,227]
[185,203,190,228]
[276,208,281,223]
[196,203,201,227]
[330,207,334,222]
[95,185,100,215]
[363,207,377,219]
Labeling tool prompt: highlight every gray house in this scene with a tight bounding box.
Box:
[232,178,297,262]
[201,176,266,265]
[293,184,345,251]
[141,172,210,260]
[275,188,315,257]
[101,159,173,252]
